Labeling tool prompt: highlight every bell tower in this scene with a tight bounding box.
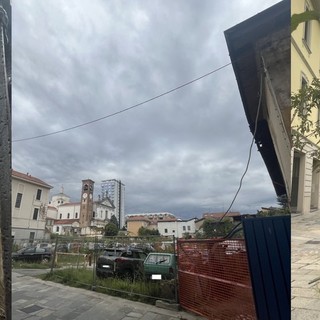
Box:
[79,179,94,228]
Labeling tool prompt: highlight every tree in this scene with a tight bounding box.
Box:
[138,226,160,236]
[202,218,234,238]
[104,223,118,237]
[110,215,119,228]
[291,10,320,33]
[291,78,320,158]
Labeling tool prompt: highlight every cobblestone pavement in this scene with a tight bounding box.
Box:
[12,270,205,320]
[292,211,320,319]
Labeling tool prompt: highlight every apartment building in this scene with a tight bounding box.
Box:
[101,179,125,229]
[157,218,196,238]
[291,0,320,214]
[12,170,52,241]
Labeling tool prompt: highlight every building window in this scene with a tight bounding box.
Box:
[15,193,23,208]
[164,228,168,233]
[301,75,308,90]
[75,212,78,219]
[33,208,39,220]
[172,230,175,233]
[303,5,312,51]
[56,226,60,232]
[93,211,95,218]
[187,226,191,231]
[29,232,35,243]
[67,213,70,219]
[183,226,186,231]
[36,189,42,200]
[59,213,62,219]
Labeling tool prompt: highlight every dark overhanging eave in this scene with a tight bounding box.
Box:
[224,0,290,199]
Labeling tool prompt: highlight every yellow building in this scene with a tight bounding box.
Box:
[291,0,320,214]
[126,216,152,236]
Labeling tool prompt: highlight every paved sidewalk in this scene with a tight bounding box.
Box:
[12,270,205,320]
[291,211,320,319]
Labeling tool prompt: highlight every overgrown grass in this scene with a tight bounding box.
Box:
[39,268,176,304]
[12,253,86,269]
[56,253,85,266]
[12,261,51,269]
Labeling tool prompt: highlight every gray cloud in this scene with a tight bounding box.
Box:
[13,0,281,218]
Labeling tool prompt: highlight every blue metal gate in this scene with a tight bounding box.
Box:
[242,215,290,320]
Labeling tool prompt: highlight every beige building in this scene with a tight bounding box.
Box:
[126,216,156,236]
[126,212,176,236]
[291,0,320,214]
[12,170,52,242]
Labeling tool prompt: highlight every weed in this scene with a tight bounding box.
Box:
[40,268,176,304]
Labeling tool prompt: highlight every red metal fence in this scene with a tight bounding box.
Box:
[177,238,256,320]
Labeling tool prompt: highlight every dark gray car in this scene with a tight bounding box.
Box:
[12,247,52,264]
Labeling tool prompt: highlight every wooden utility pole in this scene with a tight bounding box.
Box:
[0,0,11,319]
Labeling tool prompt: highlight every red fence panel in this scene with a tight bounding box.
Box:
[177,238,256,320]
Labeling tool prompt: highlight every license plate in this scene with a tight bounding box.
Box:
[102,265,110,268]
[151,274,162,280]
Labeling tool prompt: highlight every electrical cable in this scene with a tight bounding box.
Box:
[218,58,265,224]
[13,62,231,143]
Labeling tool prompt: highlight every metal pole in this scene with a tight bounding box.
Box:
[0,1,10,319]
[92,236,97,291]
[50,236,58,273]
[173,236,178,304]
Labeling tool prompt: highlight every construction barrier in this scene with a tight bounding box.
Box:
[177,238,256,320]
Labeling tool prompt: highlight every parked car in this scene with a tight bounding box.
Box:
[96,247,147,280]
[12,247,52,264]
[144,252,177,280]
[56,243,68,252]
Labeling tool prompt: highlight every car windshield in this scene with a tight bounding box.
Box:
[146,254,171,264]
[17,247,35,254]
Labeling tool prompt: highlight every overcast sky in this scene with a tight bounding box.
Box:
[12,0,281,219]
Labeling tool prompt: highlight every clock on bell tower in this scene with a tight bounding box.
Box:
[79,179,94,228]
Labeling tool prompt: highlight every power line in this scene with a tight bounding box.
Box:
[13,62,231,143]
[218,59,264,223]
